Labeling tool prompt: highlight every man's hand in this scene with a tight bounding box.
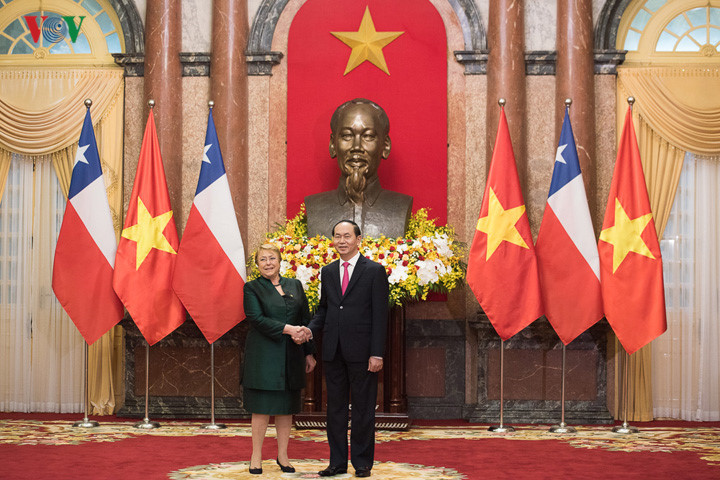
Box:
[305,354,317,373]
[368,356,383,372]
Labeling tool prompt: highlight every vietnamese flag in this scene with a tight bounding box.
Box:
[598,105,666,355]
[113,109,185,345]
[466,106,543,340]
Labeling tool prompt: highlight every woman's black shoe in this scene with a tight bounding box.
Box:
[249,466,262,475]
[277,458,296,473]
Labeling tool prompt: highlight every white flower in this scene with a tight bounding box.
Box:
[415,260,440,285]
[280,260,291,276]
[396,243,408,253]
[432,233,453,258]
[295,264,313,289]
[388,265,410,284]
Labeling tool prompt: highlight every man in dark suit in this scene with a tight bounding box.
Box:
[306,219,389,478]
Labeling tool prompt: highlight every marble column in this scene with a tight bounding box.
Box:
[486,0,526,186]
[211,0,249,243]
[556,0,596,215]
[143,0,183,213]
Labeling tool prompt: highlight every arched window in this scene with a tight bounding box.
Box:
[0,0,124,65]
[618,0,720,63]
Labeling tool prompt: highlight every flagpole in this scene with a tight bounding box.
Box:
[489,339,514,433]
[73,342,100,428]
[612,347,639,434]
[203,342,227,430]
[134,342,161,429]
[549,343,576,433]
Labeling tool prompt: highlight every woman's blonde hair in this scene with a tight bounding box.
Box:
[255,243,282,265]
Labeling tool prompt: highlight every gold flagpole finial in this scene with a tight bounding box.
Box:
[498,98,506,107]
[208,100,214,109]
[84,99,92,109]
[148,99,155,109]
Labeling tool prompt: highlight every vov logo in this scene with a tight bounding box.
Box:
[23,15,85,44]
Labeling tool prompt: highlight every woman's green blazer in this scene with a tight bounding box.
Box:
[242,276,314,391]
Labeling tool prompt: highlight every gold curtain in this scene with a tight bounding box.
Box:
[0,149,10,201]
[0,67,125,414]
[617,67,720,155]
[611,66,720,420]
[0,69,124,155]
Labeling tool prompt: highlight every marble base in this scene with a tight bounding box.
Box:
[464,315,613,425]
[406,319,466,419]
[463,401,612,425]
[117,317,249,419]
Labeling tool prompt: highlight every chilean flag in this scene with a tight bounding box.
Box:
[172,109,246,343]
[536,109,603,345]
[52,107,124,344]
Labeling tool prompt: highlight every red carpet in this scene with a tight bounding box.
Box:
[1,414,719,479]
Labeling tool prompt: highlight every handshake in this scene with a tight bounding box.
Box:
[287,325,313,344]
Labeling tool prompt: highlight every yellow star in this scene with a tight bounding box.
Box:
[599,198,655,273]
[476,188,529,261]
[121,197,177,270]
[331,6,403,75]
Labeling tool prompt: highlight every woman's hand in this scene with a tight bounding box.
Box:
[305,354,317,373]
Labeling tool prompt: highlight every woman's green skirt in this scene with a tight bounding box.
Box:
[243,387,301,415]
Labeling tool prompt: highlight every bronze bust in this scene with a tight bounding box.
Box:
[305,98,413,238]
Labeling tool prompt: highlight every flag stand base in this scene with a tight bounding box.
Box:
[548,422,576,434]
[488,425,515,433]
[134,418,161,429]
[73,417,99,428]
[202,422,227,430]
[612,421,638,434]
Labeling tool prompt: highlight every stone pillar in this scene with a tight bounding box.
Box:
[486,0,526,185]
[143,0,183,213]
[211,0,249,243]
[556,0,595,214]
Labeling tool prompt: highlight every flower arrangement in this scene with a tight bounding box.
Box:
[248,205,466,311]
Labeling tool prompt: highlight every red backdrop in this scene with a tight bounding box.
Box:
[287,0,448,224]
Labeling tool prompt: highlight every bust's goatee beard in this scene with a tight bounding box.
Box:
[344,165,367,204]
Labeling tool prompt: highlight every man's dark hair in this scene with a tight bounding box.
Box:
[330,98,390,137]
[332,219,361,237]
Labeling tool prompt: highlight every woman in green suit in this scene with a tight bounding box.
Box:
[243,243,316,475]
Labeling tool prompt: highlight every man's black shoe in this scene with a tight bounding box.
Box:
[355,467,372,477]
[318,465,348,476]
